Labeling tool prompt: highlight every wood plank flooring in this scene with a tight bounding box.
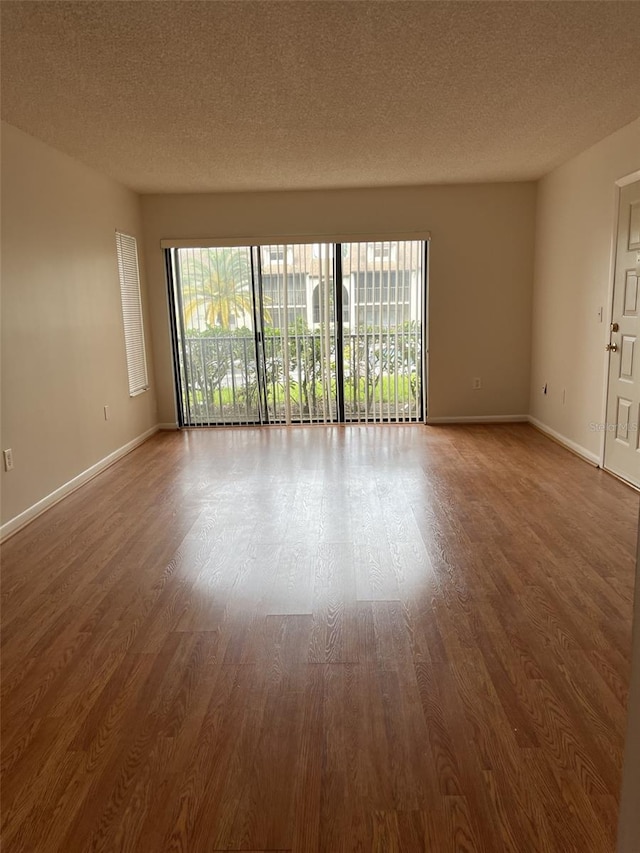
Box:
[1,424,638,852]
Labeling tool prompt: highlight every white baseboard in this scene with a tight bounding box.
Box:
[158,422,179,430]
[426,414,529,424]
[0,425,159,543]
[427,414,601,467]
[527,416,600,466]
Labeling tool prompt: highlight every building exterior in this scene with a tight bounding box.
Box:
[259,241,423,332]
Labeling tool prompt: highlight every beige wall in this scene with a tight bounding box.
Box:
[530,117,640,459]
[1,122,157,526]
[141,183,536,425]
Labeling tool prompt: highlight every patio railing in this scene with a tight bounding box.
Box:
[178,330,422,425]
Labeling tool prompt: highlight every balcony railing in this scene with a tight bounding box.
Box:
[178,330,422,425]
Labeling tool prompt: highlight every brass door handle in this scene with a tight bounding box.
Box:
[606,343,618,352]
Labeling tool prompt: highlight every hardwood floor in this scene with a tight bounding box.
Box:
[1,424,638,852]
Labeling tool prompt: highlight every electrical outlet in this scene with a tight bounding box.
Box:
[542,383,548,395]
[104,405,110,421]
[3,448,14,471]
[472,377,482,390]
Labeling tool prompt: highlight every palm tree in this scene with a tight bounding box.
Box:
[181,247,264,330]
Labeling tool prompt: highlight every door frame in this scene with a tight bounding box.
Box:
[600,169,640,471]
[250,246,271,424]
[422,239,430,423]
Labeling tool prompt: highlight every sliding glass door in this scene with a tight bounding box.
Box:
[343,240,424,422]
[167,240,426,426]
[169,246,263,425]
[259,243,338,423]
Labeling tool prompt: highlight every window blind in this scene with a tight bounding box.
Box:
[115,231,149,396]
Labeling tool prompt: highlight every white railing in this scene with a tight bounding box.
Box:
[178,330,422,425]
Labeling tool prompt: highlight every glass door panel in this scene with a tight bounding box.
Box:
[171,246,263,425]
[259,243,338,424]
[342,240,424,422]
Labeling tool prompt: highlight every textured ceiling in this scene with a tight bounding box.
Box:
[2,1,640,193]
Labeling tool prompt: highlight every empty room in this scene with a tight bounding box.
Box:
[2,2,640,851]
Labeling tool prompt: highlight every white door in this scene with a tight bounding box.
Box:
[604,180,640,488]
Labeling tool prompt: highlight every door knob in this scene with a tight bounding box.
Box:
[606,343,618,352]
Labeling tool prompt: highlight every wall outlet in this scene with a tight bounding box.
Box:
[3,448,14,471]
[472,377,482,390]
[542,383,548,395]
[104,405,110,421]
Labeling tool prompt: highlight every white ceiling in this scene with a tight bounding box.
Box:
[2,1,640,194]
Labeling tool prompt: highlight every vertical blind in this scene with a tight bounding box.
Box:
[116,231,149,396]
